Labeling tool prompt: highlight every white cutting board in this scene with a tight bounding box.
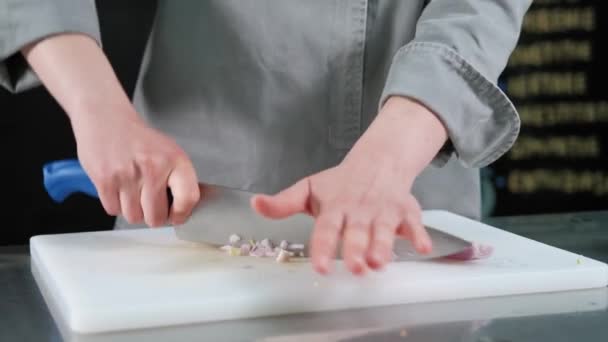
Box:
[30,210,608,334]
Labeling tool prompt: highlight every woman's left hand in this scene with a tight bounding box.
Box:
[252,96,448,275]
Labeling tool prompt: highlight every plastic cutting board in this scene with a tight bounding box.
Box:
[30,210,608,334]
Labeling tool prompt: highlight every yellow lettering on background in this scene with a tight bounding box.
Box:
[508,40,591,67]
[533,0,581,4]
[508,72,586,98]
[523,7,595,33]
[508,169,608,195]
[517,102,608,126]
[509,136,600,160]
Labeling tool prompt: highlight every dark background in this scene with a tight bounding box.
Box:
[486,0,608,216]
[0,1,605,245]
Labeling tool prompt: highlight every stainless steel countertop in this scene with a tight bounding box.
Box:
[2,211,608,342]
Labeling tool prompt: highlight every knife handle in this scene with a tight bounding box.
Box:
[42,159,99,202]
[42,158,174,206]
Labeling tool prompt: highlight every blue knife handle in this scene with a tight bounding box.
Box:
[43,159,99,202]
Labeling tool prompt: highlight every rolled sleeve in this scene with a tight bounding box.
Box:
[380,0,533,168]
[0,0,101,93]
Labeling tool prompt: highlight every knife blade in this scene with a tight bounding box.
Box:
[42,159,474,261]
[175,184,474,261]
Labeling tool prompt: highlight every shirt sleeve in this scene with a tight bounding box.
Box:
[0,0,101,93]
[379,0,533,168]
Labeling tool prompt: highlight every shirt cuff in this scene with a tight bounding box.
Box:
[379,41,520,168]
[0,0,101,93]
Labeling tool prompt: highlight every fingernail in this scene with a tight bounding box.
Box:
[418,239,432,254]
[368,252,383,268]
[352,257,366,274]
[317,256,330,273]
[367,261,381,271]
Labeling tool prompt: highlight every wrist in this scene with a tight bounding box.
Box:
[343,96,448,182]
[69,97,141,128]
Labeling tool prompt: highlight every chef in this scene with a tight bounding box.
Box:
[0,0,531,275]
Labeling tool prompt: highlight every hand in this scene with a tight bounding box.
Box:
[19,33,200,227]
[252,97,448,275]
[252,164,431,275]
[71,109,200,227]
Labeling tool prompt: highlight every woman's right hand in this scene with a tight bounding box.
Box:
[71,110,200,227]
[20,33,200,227]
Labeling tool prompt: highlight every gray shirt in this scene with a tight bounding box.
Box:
[0,0,532,221]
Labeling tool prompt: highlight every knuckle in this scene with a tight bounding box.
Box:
[380,206,403,221]
[110,164,138,182]
[345,225,369,241]
[373,222,400,237]
[317,213,343,232]
[373,234,394,248]
[312,231,337,249]
[94,172,116,191]
[386,202,406,215]
[373,226,396,244]
[345,214,371,230]
[137,154,168,176]
[345,236,368,251]
[184,189,201,207]
[373,217,399,230]
[403,211,421,225]
[402,200,422,217]
[371,242,391,255]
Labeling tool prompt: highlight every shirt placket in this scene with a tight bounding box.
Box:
[329,0,368,151]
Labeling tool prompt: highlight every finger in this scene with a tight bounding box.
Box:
[310,211,344,275]
[167,158,200,225]
[140,180,169,228]
[342,214,372,276]
[96,182,121,216]
[137,155,171,227]
[119,185,144,224]
[367,215,401,270]
[139,156,171,228]
[251,178,311,219]
[397,213,432,254]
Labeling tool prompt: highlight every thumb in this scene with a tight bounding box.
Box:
[251,178,311,219]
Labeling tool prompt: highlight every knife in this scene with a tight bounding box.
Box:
[42,159,475,261]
